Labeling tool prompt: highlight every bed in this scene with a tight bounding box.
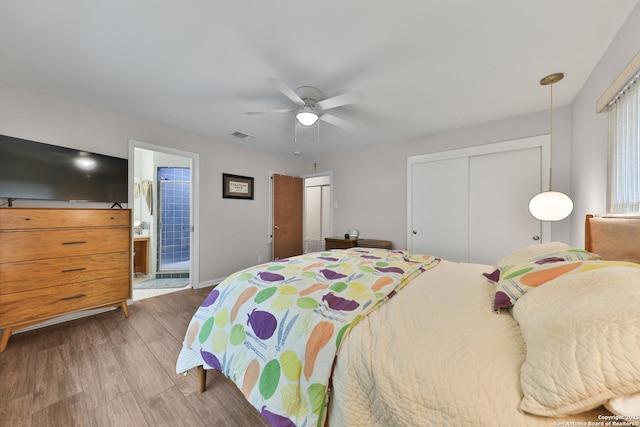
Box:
[177,215,640,426]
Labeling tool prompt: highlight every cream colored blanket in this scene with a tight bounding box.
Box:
[327,260,608,426]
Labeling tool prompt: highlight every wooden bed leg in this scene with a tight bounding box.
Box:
[198,365,206,393]
[0,327,12,353]
[120,301,130,318]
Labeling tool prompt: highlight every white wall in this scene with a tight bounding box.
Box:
[302,107,571,251]
[570,2,640,245]
[0,82,299,284]
[303,1,640,253]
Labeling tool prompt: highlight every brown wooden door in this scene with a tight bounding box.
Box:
[272,173,303,260]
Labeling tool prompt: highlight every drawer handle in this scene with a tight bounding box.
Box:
[62,241,86,245]
[61,267,86,273]
[61,294,86,301]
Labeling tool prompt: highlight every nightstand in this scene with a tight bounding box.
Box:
[324,237,392,250]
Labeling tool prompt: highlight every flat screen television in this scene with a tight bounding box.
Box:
[0,134,128,204]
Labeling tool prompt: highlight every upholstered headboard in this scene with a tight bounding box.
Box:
[585,214,640,263]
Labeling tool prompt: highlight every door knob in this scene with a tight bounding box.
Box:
[274,225,280,230]
[532,235,540,241]
[412,230,417,234]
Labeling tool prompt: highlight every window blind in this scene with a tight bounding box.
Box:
[609,76,640,213]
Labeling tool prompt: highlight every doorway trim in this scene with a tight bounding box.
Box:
[128,139,200,289]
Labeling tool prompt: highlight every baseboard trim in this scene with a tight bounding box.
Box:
[194,278,223,289]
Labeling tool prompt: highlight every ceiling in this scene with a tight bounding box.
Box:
[1,1,638,159]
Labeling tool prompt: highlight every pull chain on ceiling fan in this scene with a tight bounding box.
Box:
[293,112,320,144]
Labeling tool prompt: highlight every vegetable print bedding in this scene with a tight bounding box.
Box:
[176,248,438,427]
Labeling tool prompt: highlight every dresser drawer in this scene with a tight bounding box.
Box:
[325,237,358,250]
[0,208,130,230]
[0,274,131,328]
[0,252,130,295]
[0,228,130,263]
[357,239,393,249]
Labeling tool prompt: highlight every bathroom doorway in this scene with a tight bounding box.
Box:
[128,140,200,301]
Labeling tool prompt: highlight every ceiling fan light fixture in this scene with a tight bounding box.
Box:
[296,106,319,126]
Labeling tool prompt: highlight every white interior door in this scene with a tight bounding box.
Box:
[469,147,542,264]
[410,157,469,261]
[321,185,331,238]
[302,174,332,253]
[305,186,322,240]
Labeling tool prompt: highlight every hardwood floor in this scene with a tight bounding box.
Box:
[0,287,270,427]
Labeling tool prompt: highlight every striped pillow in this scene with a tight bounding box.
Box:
[493,248,602,311]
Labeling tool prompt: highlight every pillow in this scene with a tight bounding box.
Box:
[496,242,572,268]
[513,266,640,416]
[482,242,574,286]
[606,392,640,417]
[493,247,601,311]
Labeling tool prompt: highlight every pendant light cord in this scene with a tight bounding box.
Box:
[548,81,553,191]
[540,72,563,192]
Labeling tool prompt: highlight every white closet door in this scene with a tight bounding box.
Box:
[321,185,331,238]
[468,147,542,265]
[305,186,322,240]
[408,135,549,264]
[411,157,469,261]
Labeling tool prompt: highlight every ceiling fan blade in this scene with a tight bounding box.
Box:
[246,108,293,115]
[315,91,363,111]
[319,113,356,132]
[267,78,305,106]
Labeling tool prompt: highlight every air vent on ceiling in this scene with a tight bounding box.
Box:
[230,131,255,140]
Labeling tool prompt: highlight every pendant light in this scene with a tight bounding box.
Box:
[528,72,574,221]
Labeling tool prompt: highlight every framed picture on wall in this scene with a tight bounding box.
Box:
[222,173,254,200]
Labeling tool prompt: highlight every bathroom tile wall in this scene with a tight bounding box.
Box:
[157,167,190,278]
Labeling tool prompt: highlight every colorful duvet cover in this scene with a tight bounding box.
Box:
[176,248,438,427]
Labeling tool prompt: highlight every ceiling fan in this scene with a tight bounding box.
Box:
[246,78,363,131]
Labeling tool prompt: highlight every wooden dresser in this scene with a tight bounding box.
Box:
[0,208,132,352]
